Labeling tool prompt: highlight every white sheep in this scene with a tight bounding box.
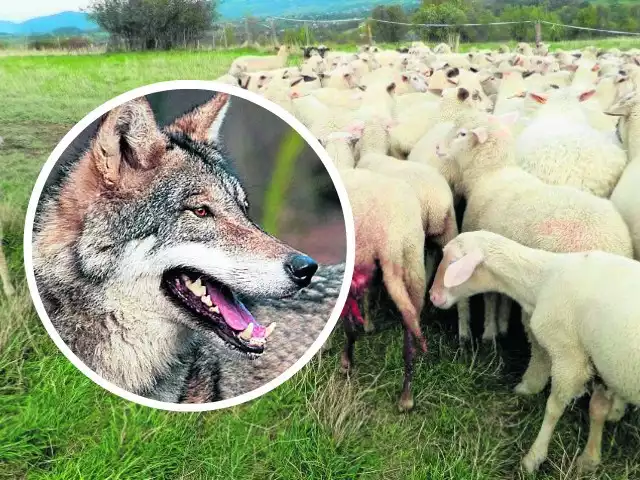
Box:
[435,112,632,346]
[429,229,639,473]
[389,86,489,159]
[339,167,428,412]
[229,45,291,75]
[606,90,640,259]
[357,119,458,248]
[516,86,628,198]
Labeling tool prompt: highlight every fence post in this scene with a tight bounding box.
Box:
[535,22,542,46]
[305,23,310,46]
[224,25,229,48]
[271,19,279,47]
[212,29,216,49]
[367,21,373,45]
[244,17,252,46]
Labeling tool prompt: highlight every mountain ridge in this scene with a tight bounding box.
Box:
[0,1,417,34]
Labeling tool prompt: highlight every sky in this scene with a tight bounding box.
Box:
[0,1,91,22]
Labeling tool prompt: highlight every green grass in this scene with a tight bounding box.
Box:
[1,47,639,480]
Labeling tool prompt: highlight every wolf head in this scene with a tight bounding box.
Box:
[36,93,318,356]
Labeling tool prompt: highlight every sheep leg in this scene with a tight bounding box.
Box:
[515,314,551,395]
[577,385,612,472]
[398,326,416,412]
[606,393,626,422]
[424,247,439,288]
[340,317,358,374]
[0,246,14,297]
[457,298,472,349]
[362,290,375,333]
[522,353,591,473]
[382,263,426,353]
[497,296,511,336]
[481,293,499,346]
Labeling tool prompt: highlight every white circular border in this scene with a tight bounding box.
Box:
[23,80,356,412]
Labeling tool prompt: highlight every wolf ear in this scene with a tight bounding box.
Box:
[88,97,165,189]
[165,93,230,144]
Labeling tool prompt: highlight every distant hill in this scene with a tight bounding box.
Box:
[0,1,419,35]
[218,0,419,19]
[0,11,98,35]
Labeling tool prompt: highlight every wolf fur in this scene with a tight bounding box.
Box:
[32,92,343,402]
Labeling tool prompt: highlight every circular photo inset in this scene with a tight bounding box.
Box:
[24,81,355,411]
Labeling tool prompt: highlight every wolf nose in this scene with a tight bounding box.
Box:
[285,254,318,287]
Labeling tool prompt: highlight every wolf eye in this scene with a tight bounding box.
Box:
[191,207,210,218]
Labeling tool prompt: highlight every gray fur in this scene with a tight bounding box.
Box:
[32,94,344,402]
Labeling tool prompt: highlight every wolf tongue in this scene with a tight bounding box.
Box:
[207,286,265,337]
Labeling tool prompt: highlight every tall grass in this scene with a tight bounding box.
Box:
[0,47,639,479]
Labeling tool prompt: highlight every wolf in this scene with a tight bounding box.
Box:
[32,92,345,402]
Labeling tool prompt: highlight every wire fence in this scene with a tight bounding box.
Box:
[207,15,640,51]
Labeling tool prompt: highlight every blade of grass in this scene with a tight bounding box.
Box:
[261,129,305,236]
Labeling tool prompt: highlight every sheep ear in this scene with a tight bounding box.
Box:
[290,77,303,87]
[302,75,317,82]
[443,249,484,288]
[591,64,601,72]
[457,88,470,101]
[605,97,630,116]
[564,64,579,72]
[471,127,489,144]
[386,82,396,94]
[529,92,548,104]
[578,89,596,102]
[165,93,230,143]
[496,111,520,126]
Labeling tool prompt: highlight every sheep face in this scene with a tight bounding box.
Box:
[436,125,485,168]
[401,73,428,93]
[429,239,490,309]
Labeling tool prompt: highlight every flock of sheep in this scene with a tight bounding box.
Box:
[216,40,640,473]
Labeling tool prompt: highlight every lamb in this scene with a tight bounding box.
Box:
[310,87,364,110]
[337,168,428,412]
[322,131,359,170]
[0,222,14,297]
[516,86,628,198]
[357,121,459,251]
[229,45,291,75]
[319,65,360,89]
[429,229,639,473]
[605,90,640,259]
[492,70,527,117]
[435,112,632,346]
[433,43,452,55]
[516,42,533,56]
[389,86,489,159]
[407,122,464,200]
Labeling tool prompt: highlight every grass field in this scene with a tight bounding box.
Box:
[1,46,639,480]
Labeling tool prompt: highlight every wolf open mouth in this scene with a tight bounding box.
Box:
[162,270,275,355]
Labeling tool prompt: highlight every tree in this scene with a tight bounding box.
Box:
[371,5,409,43]
[413,1,467,42]
[88,0,217,50]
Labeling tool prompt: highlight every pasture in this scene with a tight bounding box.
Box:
[0,45,639,479]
